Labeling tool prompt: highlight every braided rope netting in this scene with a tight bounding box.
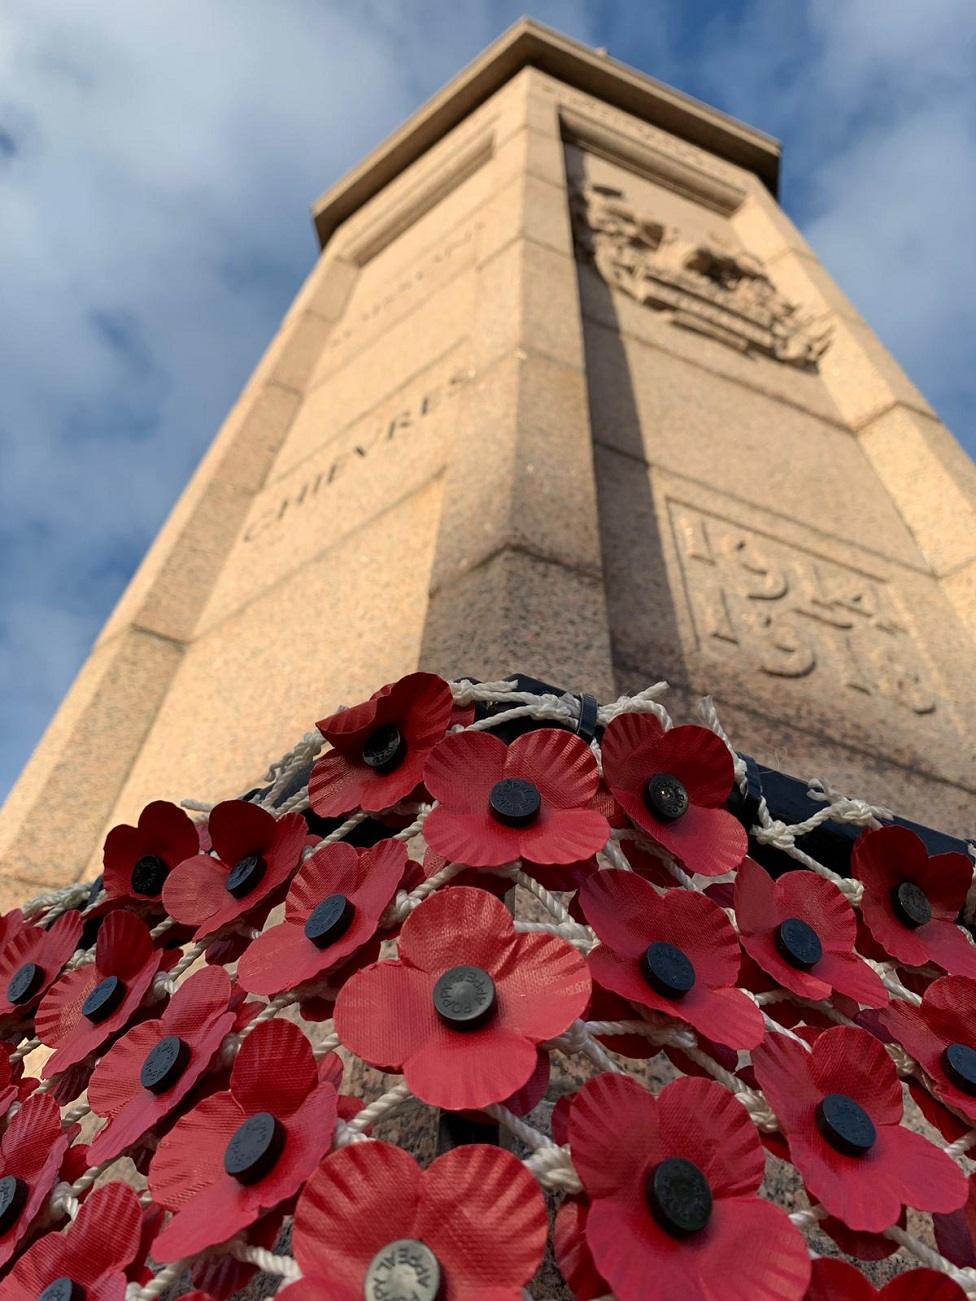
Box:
[4,674,976,1300]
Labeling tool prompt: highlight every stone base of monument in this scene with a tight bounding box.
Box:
[1,671,974,1300]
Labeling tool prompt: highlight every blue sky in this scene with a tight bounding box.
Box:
[1,0,974,800]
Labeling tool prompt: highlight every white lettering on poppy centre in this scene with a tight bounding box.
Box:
[243,369,470,544]
[670,501,939,716]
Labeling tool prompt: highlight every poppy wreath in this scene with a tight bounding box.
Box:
[0,673,975,1299]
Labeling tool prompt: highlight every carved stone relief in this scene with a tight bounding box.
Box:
[670,502,938,716]
[571,181,832,367]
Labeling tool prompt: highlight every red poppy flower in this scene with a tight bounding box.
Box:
[0,1042,32,1115]
[934,1171,976,1268]
[35,910,164,1078]
[553,1197,610,1301]
[309,672,454,817]
[189,1209,286,1300]
[579,869,764,1050]
[0,1092,77,1268]
[102,799,199,903]
[3,1182,143,1300]
[420,845,511,898]
[569,1072,811,1301]
[237,839,408,996]
[853,827,976,975]
[423,728,610,867]
[880,975,976,1126]
[735,857,887,1007]
[804,1259,965,1300]
[279,1140,548,1301]
[162,801,306,940]
[334,886,590,1109]
[86,965,236,1164]
[601,713,746,877]
[752,1024,967,1231]
[0,910,83,1019]
[149,1019,337,1261]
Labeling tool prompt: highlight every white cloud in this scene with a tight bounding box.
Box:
[0,0,973,799]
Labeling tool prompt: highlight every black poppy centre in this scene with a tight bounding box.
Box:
[891,880,932,929]
[140,1035,191,1094]
[643,772,689,822]
[815,1092,877,1156]
[641,941,696,1000]
[362,723,407,773]
[39,1279,85,1301]
[0,1173,27,1234]
[82,975,126,1024]
[304,893,356,949]
[364,1238,441,1301]
[226,853,267,900]
[646,1157,713,1236]
[224,1111,286,1185]
[943,1043,976,1095]
[130,853,170,897]
[775,917,823,970]
[432,965,496,1029]
[6,961,45,1006]
[488,777,541,827]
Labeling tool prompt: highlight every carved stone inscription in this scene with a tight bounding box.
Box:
[671,503,938,716]
[572,182,832,367]
[244,366,470,543]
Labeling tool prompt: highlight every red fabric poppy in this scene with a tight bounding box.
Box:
[280,1140,548,1301]
[423,728,610,867]
[601,713,746,877]
[735,857,887,1007]
[149,1019,337,1261]
[752,1024,967,1231]
[853,827,976,975]
[804,1259,966,1300]
[0,910,84,1019]
[161,801,306,940]
[237,839,408,996]
[421,844,512,898]
[569,1072,811,1301]
[0,1092,77,1268]
[189,1209,286,1300]
[934,1171,976,1268]
[881,975,976,1125]
[334,886,590,1109]
[0,1042,32,1116]
[86,965,236,1164]
[579,868,764,1050]
[309,672,454,817]
[35,910,163,1078]
[102,799,199,903]
[553,1197,610,1301]
[3,1182,143,1300]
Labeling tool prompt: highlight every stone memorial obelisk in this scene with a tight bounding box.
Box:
[2,18,975,905]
